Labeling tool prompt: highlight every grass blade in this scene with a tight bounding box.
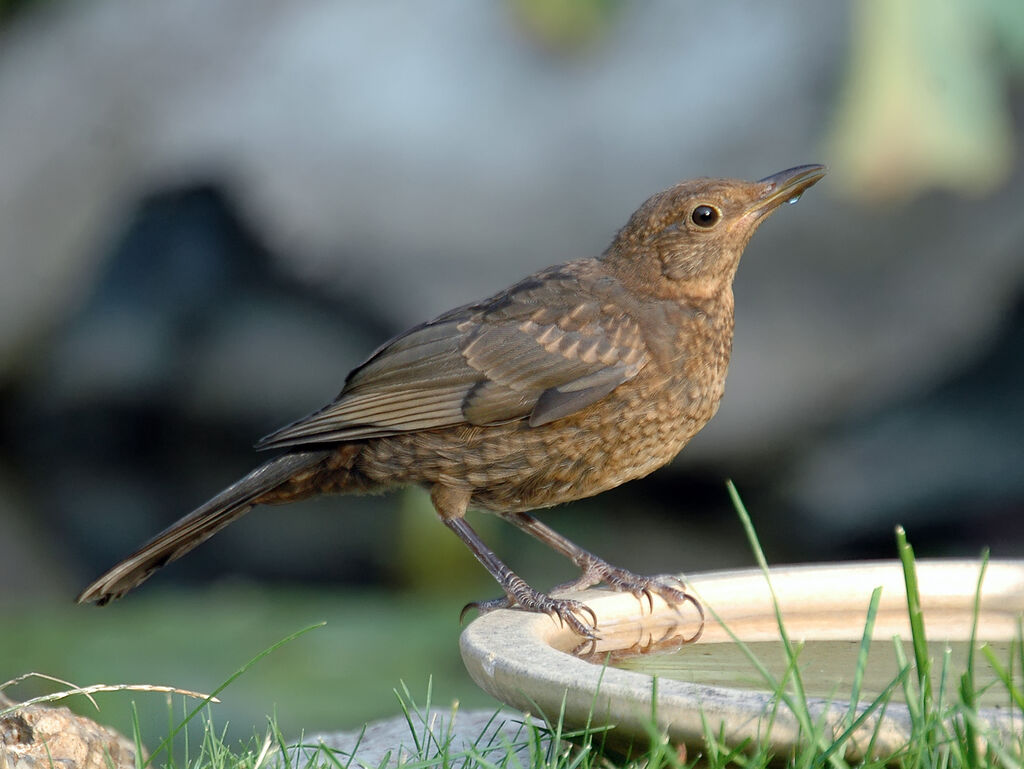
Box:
[895,526,931,711]
[143,621,326,767]
[725,481,840,765]
[846,586,882,726]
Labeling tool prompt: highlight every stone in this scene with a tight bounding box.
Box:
[0,695,140,769]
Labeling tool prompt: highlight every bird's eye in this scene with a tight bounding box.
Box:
[691,204,721,228]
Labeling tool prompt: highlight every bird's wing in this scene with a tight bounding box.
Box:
[256,266,649,448]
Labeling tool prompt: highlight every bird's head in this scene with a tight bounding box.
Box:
[604,165,826,299]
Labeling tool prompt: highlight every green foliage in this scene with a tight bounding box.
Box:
[509,0,624,52]
[827,0,1024,200]
[0,587,494,743]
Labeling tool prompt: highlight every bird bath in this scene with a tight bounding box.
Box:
[460,560,1024,759]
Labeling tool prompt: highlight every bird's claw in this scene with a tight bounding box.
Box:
[541,596,599,638]
[584,564,703,621]
[460,588,600,638]
[459,595,513,624]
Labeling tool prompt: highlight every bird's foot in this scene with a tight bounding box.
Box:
[461,580,600,638]
[521,591,600,638]
[459,595,513,626]
[577,560,703,619]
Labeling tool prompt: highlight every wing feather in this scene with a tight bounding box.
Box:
[256,264,651,449]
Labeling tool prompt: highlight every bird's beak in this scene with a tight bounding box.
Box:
[746,164,827,217]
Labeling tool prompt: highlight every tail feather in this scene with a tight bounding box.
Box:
[77,450,332,605]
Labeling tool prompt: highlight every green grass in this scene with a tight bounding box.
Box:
[0,586,497,744]
[3,488,1022,768]
[719,482,1023,768]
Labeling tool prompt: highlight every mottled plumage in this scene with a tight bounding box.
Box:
[78,165,826,637]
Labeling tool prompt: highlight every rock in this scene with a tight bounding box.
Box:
[294,708,544,768]
[784,290,1024,558]
[0,695,140,769]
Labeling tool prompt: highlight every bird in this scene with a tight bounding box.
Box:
[77,164,826,637]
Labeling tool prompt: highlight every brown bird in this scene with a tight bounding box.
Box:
[77,165,826,636]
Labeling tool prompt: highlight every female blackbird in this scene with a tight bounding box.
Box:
[78,165,826,637]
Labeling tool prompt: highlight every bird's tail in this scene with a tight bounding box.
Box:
[77,449,334,605]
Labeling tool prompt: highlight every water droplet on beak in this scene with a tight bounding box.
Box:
[786,193,802,205]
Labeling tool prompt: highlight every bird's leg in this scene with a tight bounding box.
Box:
[431,485,598,637]
[503,511,702,619]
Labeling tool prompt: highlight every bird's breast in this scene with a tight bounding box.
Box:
[357,299,735,513]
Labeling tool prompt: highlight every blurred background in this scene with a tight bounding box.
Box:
[1,0,1023,745]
